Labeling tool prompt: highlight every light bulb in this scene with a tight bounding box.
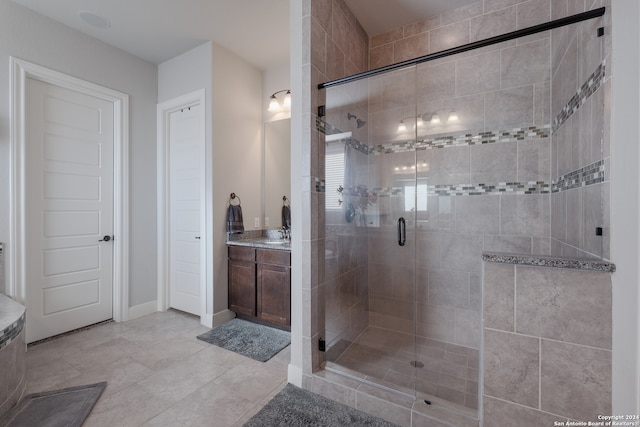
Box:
[397,120,407,133]
[283,91,291,108]
[416,116,425,127]
[448,110,459,122]
[268,95,280,112]
[430,113,441,125]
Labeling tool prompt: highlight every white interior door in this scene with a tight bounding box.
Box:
[168,104,204,315]
[25,77,114,343]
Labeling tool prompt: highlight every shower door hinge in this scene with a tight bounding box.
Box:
[596,227,603,236]
[597,27,604,37]
[318,105,326,117]
[318,338,326,352]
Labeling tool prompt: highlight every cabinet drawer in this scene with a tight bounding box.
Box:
[256,249,290,266]
[228,245,255,262]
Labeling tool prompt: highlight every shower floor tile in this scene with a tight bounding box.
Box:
[329,326,479,411]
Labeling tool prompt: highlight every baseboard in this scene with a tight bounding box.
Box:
[212,309,235,327]
[288,364,303,387]
[127,300,157,320]
[201,312,214,328]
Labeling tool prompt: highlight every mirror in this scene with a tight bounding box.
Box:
[264,118,291,229]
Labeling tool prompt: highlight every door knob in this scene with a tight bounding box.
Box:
[99,235,112,242]
[195,236,201,240]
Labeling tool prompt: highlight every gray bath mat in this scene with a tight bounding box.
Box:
[0,382,107,427]
[244,383,400,426]
[197,318,290,362]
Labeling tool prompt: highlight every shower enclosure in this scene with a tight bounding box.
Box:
[319,6,606,417]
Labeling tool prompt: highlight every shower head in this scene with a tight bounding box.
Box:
[347,112,366,128]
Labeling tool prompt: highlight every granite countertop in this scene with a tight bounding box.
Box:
[482,252,616,273]
[226,230,291,251]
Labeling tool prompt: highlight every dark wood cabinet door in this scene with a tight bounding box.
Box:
[257,263,291,326]
[228,259,256,316]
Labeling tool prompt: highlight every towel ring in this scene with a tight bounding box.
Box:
[283,196,289,206]
[229,193,241,206]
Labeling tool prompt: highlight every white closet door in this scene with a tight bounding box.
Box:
[168,104,204,315]
[25,77,114,343]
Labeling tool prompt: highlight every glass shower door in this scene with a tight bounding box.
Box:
[322,66,420,399]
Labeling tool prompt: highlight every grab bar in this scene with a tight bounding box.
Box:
[398,217,406,247]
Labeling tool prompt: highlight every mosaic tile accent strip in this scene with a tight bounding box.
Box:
[319,117,551,156]
[483,252,615,273]
[371,126,551,155]
[325,165,602,199]
[0,311,25,351]
[372,181,551,197]
[552,160,605,192]
[552,62,605,134]
[372,187,405,197]
[430,181,552,196]
[370,167,603,197]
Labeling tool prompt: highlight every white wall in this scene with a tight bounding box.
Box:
[158,42,212,104]
[159,42,264,324]
[0,0,158,307]
[158,42,214,317]
[611,0,640,416]
[211,43,263,322]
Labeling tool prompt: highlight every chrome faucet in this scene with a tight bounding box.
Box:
[280,226,290,240]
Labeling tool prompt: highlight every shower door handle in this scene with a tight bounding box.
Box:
[397,217,406,246]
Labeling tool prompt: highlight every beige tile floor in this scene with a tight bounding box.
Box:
[25,309,289,426]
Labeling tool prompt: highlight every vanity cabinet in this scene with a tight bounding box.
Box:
[228,246,291,328]
[228,246,256,317]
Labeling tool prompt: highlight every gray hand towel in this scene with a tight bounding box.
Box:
[227,204,244,234]
[282,205,291,229]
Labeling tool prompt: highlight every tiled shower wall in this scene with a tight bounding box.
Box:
[550,0,612,260]
[306,0,370,373]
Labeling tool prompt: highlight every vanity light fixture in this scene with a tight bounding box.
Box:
[396,110,460,133]
[397,115,426,133]
[268,89,292,112]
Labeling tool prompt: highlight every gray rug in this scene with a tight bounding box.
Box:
[0,382,106,427]
[197,318,290,362]
[244,384,400,426]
